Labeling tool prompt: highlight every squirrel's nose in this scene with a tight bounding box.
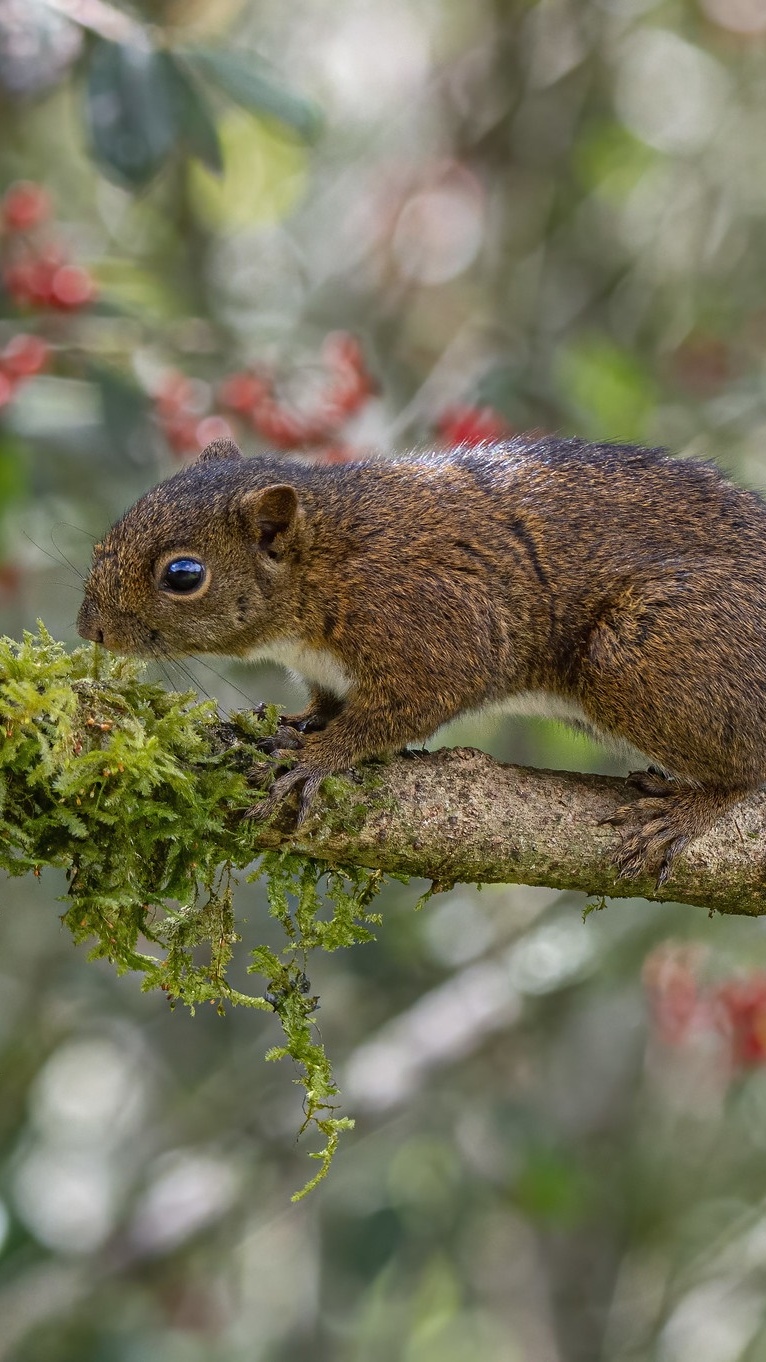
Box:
[77,600,104,644]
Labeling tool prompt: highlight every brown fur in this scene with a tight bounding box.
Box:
[77,435,766,886]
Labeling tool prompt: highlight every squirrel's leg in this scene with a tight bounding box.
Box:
[582,564,764,886]
[246,689,458,824]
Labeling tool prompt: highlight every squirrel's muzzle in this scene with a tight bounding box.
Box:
[76,598,105,644]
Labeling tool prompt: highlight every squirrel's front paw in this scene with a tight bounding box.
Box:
[280,711,326,734]
[244,761,330,825]
[254,723,306,756]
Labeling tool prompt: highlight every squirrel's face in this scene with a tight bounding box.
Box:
[77,440,305,659]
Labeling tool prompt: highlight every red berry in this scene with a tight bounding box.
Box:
[317,332,374,425]
[714,974,766,1066]
[154,371,197,416]
[3,260,42,306]
[3,253,68,308]
[218,371,268,413]
[642,943,713,1047]
[162,416,200,456]
[437,404,510,448]
[321,331,365,373]
[195,414,234,447]
[2,182,51,233]
[29,259,59,306]
[1,333,48,377]
[48,264,96,310]
[0,562,20,596]
[249,400,315,448]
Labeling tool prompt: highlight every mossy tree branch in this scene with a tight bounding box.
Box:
[3,630,763,926]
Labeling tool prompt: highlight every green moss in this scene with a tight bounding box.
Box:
[0,627,391,1198]
[582,895,608,920]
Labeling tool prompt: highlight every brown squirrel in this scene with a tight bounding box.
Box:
[77,434,766,887]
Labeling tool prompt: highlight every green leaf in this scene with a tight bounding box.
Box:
[85,39,179,187]
[514,1148,591,1227]
[161,52,224,174]
[185,47,322,143]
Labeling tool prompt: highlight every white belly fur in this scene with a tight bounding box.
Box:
[484,689,592,725]
[246,640,353,697]
[482,688,650,764]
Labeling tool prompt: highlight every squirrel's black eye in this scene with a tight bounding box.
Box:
[160,557,207,594]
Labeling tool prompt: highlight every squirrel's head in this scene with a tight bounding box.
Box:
[77,439,307,658]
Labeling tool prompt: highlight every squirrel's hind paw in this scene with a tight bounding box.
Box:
[603,780,745,889]
[625,766,673,796]
[279,711,327,735]
[611,811,690,888]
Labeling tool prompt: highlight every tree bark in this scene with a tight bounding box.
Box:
[249,746,766,916]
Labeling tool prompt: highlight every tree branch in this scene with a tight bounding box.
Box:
[252,747,766,916]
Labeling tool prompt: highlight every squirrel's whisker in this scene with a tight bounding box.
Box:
[148,653,196,699]
[152,651,216,706]
[22,530,83,578]
[51,521,98,543]
[50,528,85,581]
[185,654,259,709]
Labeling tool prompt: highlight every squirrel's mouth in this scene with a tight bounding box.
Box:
[76,597,107,646]
[76,599,161,657]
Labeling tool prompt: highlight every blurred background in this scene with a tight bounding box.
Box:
[4,0,766,1358]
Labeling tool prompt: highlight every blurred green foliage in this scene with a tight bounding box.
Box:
[3,0,766,1359]
[82,37,320,189]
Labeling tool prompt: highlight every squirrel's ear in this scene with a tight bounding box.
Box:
[239,484,301,555]
[198,438,243,464]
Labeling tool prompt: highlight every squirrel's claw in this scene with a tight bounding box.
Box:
[296,768,329,824]
[280,712,326,735]
[613,818,690,888]
[244,761,329,824]
[625,766,674,797]
[598,767,685,886]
